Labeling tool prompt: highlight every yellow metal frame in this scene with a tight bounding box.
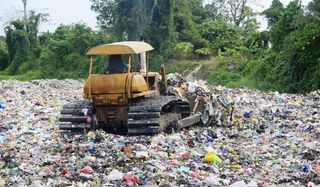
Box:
[128,55,132,98]
[146,53,149,87]
[88,56,93,99]
[86,41,154,55]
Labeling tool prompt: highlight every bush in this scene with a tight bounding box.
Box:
[208,69,241,86]
[195,47,211,59]
[0,42,9,70]
[172,42,194,59]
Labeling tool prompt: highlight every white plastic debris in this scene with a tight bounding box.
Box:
[107,169,124,181]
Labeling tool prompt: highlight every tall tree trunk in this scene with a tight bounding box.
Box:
[22,0,27,29]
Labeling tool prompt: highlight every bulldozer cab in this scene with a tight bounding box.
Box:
[83,41,160,105]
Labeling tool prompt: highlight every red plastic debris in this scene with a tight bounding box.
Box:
[307,182,315,187]
[123,174,138,184]
[122,144,133,154]
[61,168,68,176]
[181,151,190,159]
[80,166,93,174]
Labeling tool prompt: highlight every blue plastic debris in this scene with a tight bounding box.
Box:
[0,102,5,109]
[243,111,253,118]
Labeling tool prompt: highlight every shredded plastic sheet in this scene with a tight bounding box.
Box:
[0,78,319,186]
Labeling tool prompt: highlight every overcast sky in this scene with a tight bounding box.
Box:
[0,0,312,36]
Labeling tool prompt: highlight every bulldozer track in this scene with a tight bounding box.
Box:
[58,96,191,135]
[59,101,95,131]
[127,96,190,135]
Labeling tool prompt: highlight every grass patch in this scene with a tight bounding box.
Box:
[0,70,41,81]
[165,58,218,75]
[165,57,279,92]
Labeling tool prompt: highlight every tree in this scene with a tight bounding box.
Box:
[248,0,320,93]
[205,0,259,34]
[261,0,303,49]
[70,23,101,55]
[262,0,284,27]
[228,0,248,26]
[203,0,229,21]
[307,0,320,17]
[39,23,102,78]
[186,0,205,24]
[199,19,242,53]
[4,20,32,75]
[26,10,48,55]
[173,0,202,45]
[245,30,269,54]
[241,6,259,34]
[281,20,320,92]
[90,0,156,40]
[3,9,48,75]
[148,0,176,51]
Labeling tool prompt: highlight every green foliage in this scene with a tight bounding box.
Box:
[39,24,101,78]
[203,0,229,21]
[307,0,320,17]
[18,59,40,74]
[91,0,157,40]
[3,10,47,75]
[223,47,246,58]
[262,0,284,27]
[208,69,241,86]
[5,26,33,75]
[200,20,242,53]
[149,0,176,54]
[239,0,320,93]
[281,20,320,92]
[268,0,303,49]
[26,10,49,55]
[241,7,259,35]
[69,24,101,55]
[173,0,202,44]
[172,42,194,59]
[0,41,9,70]
[165,59,205,74]
[0,70,41,81]
[245,31,269,55]
[195,48,211,59]
[5,21,20,63]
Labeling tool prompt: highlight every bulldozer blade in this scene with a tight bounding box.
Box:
[179,113,201,129]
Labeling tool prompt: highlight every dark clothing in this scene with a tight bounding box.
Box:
[105,55,128,73]
[106,61,128,73]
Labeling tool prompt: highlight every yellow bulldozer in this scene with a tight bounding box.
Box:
[59,41,210,135]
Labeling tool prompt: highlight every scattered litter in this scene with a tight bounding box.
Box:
[0,77,319,186]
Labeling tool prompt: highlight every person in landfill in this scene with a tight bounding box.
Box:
[105,54,128,73]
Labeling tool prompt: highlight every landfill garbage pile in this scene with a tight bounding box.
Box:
[0,77,319,186]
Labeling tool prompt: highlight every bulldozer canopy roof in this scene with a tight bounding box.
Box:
[86,41,154,55]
